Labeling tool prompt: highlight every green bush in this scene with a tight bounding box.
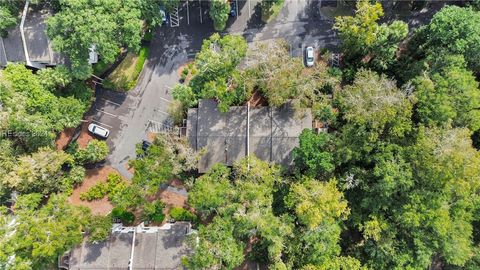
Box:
[143,200,166,223]
[88,215,112,243]
[74,140,109,165]
[65,166,86,186]
[80,173,123,201]
[169,207,197,222]
[133,47,149,78]
[143,30,153,42]
[111,207,135,225]
[80,182,109,201]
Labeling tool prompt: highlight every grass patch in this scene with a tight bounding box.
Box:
[261,0,284,23]
[104,46,149,91]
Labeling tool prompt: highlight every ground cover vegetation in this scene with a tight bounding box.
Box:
[176,1,480,269]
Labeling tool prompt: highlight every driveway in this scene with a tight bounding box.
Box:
[93,0,443,179]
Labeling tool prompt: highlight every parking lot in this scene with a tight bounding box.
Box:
[91,0,341,178]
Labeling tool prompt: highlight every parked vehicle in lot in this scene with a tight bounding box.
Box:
[141,140,151,152]
[88,123,110,139]
[305,46,315,67]
[230,1,237,17]
[160,7,169,25]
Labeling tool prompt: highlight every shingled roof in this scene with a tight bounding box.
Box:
[0,2,64,69]
[66,222,191,270]
[187,99,312,173]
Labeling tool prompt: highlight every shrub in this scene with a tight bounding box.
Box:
[169,207,197,222]
[80,173,123,201]
[88,215,112,243]
[131,47,149,85]
[111,207,135,225]
[168,100,185,126]
[65,166,86,187]
[75,140,109,165]
[143,200,166,223]
[80,182,108,201]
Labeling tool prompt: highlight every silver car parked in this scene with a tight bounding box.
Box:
[305,46,315,67]
[88,123,110,139]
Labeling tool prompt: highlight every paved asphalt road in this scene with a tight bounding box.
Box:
[89,0,441,178]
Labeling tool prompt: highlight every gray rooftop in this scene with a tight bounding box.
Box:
[1,25,25,64]
[68,223,190,270]
[0,4,64,68]
[187,99,312,173]
[0,39,7,67]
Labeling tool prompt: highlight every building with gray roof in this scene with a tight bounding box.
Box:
[63,222,191,270]
[187,99,312,173]
[0,1,64,69]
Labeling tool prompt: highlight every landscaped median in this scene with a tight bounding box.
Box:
[103,46,150,91]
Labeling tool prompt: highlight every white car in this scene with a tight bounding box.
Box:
[88,123,110,139]
[305,46,315,67]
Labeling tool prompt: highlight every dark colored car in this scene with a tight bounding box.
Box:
[230,1,236,17]
[141,140,152,152]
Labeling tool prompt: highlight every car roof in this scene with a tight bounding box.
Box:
[92,124,108,136]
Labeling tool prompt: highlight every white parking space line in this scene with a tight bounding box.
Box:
[101,98,121,107]
[248,0,251,17]
[160,96,172,103]
[96,109,117,117]
[92,120,113,128]
[164,84,173,89]
[186,0,190,25]
[156,110,170,115]
[199,0,203,23]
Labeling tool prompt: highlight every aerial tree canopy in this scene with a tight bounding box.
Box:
[415,5,480,73]
[334,0,408,71]
[47,0,143,79]
[413,55,480,131]
[209,0,230,31]
[0,194,91,270]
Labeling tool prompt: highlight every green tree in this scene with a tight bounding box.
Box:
[47,0,142,79]
[284,179,356,269]
[188,164,232,219]
[185,34,248,112]
[0,6,17,37]
[87,215,112,243]
[244,39,339,108]
[185,217,244,270]
[187,157,293,269]
[335,69,413,163]
[209,0,230,31]
[36,66,72,92]
[1,194,90,269]
[415,6,480,73]
[74,140,109,164]
[171,84,197,108]
[1,64,85,151]
[293,130,335,178]
[334,0,408,70]
[4,147,73,195]
[413,55,480,131]
[286,179,349,230]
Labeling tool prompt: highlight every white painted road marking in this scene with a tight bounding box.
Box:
[160,96,172,103]
[96,109,117,117]
[101,98,121,107]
